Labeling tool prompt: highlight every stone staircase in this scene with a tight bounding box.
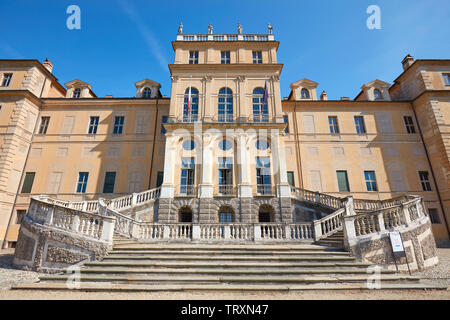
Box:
[12,240,445,292]
[315,230,344,248]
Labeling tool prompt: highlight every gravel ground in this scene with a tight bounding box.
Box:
[0,248,448,300]
[415,248,450,288]
[0,249,41,290]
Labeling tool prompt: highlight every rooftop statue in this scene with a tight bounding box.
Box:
[268,24,273,34]
[178,22,183,35]
[237,22,242,34]
[208,23,213,34]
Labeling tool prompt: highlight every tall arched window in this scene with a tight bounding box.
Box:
[218,87,233,122]
[142,87,152,98]
[252,88,268,122]
[373,89,382,100]
[183,87,199,122]
[301,88,310,99]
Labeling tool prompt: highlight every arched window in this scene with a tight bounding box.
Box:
[301,88,310,99]
[374,89,382,100]
[183,87,199,122]
[252,88,268,122]
[218,87,233,122]
[142,87,152,98]
[73,88,81,98]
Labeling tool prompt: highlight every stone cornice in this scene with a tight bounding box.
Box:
[0,90,42,106]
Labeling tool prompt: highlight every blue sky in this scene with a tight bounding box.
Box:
[1,0,449,99]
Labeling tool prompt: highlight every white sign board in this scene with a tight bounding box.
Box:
[389,232,405,253]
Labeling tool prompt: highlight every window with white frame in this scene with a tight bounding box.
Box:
[88,116,99,134]
[442,73,450,86]
[418,171,432,191]
[252,51,262,64]
[1,73,12,87]
[404,116,416,134]
[221,51,230,64]
[189,51,199,64]
[73,88,81,98]
[38,116,50,134]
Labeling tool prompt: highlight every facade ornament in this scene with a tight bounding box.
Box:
[237,22,243,34]
[270,75,280,81]
[203,75,212,82]
[178,22,183,35]
[208,23,213,34]
[268,24,273,34]
[170,75,179,82]
[236,75,246,82]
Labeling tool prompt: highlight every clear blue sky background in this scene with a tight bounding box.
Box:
[1,0,449,99]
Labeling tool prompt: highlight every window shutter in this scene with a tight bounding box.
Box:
[336,171,349,192]
[103,172,116,193]
[21,172,35,193]
[287,171,295,187]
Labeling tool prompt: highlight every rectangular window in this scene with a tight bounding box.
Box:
[287,171,295,187]
[442,73,450,86]
[103,172,116,193]
[88,116,99,134]
[161,116,168,134]
[256,157,271,194]
[252,51,262,64]
[336,170,350,192]
[189,51,199,64]
[38,116,50,134]
[180,158,195,195]
[404,116,416,134]
[428,208,441,224]
[113,116,124,134]
[364,171,378,192]
[283,115,289,133]
[16,210,26,224]
[354,116,366,134]
[221,51,230,64]
[419,171,432,191]
[328,116,339,134]
[76,172,89,193]
[21,172,35,194]
[156,171,164,187]
[1,73,12,87]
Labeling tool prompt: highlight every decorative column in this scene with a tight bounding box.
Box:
[236,76,247,122]
[199,134,214,198]
[202,75,212,122]
[271,130,290,197]
[237,133,252,197]
[159,134,177,223]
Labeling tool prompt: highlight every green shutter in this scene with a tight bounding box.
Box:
[156,171,164,187]
[103,172,116,193]
[287,171,295,187]
[21,172,35,194]
[336,171,350,192]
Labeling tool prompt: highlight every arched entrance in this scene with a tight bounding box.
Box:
[258,204,274,222]
[178,206,193,223]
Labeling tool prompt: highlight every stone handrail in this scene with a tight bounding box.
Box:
[353,195,415,212]
[344,196,427,245]
[27,197,115,244]
[290,187,345,209]
[313,208,345,241]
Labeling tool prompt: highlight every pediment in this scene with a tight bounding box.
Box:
[290,78,318,89]
[362,79,390,89]
[135,78,161,89]
[64,79,91,89]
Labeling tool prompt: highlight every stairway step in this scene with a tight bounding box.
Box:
[55,267,397,275]
[108,250,351,255]
[12,281,445,292]
[102,254,356,261]
[84,261,371,268]
[112,243,339,251]
[38,274,420,284]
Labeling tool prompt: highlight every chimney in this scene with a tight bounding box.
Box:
[401,54,414,71]
[340,97,350,101]
[43,58,53,73]
[320,91,328,101]
[104,95,113,98]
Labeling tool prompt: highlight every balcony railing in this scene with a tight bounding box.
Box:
[256,184,273,195]
[178,185,196,196]
[182,115,198,123]
[217,114,234,122]
[253,115,269,123]
[179,34,272,42]
[217,185,235,196]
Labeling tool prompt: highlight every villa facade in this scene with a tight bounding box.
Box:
[0,26,449,249]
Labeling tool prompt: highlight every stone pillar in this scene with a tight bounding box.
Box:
[159,134,177,223]
[237,133,254,223]
[199,134,213,198]
[271,130,292,223]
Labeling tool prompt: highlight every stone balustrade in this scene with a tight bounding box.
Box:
[313,208,345,241]
[290,187,345,209]
[177,34,273,42]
